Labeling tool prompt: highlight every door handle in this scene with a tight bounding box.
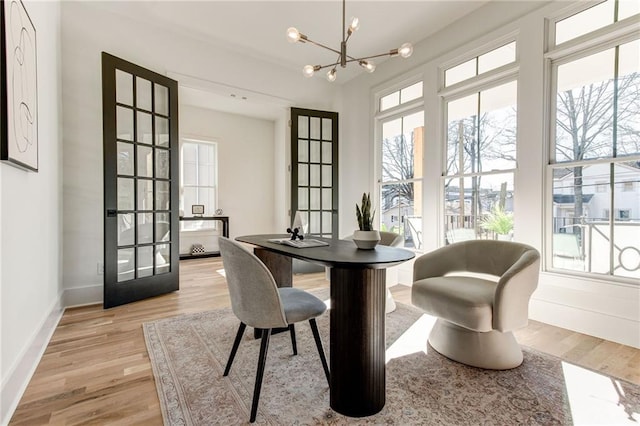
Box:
[106,209,117,217]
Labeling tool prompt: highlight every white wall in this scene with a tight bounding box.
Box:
[180,105,277,246]
[339,1,640,348]
[60,2,337,305]
[0,1,63,423]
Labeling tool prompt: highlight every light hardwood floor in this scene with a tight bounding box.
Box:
[10,257,640,424]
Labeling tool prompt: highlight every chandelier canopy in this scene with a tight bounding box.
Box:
[286,0,413,82]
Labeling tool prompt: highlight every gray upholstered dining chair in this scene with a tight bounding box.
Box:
[218,237,330,423]
[412,240,540,370]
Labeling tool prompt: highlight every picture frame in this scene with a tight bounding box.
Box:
[192,204,204,216]
[0,0,38,172]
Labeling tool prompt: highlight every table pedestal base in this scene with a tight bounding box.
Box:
[329,267,386,417]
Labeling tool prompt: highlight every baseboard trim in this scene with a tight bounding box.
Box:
[530,298,640,349]
[1,297,64,426]
[63,284,103,307]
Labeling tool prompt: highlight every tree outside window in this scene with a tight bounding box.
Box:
[550,29,639,278]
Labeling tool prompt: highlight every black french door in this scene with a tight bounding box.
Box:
[102,53,179,308]
[291,108,339,238]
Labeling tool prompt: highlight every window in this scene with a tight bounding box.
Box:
[181,139,218,231]
[444,80,518,243]
[444,42,516,87]
[380,81,423,112]
[555,0,639,45]
[379,110,424,249]
[549,1,639,279]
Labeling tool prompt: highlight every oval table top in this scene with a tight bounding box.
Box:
[236,234,415,269]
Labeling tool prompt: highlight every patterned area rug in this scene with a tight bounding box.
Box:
[143,293,640,425]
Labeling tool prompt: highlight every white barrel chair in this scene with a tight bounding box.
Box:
[412,240,540,369]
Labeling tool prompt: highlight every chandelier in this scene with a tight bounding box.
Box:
[286,0,414,82]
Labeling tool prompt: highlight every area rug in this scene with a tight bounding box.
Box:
[143,293,640,425]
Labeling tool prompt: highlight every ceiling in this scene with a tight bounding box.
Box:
[94,1,491,119]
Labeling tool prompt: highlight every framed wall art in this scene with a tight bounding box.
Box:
[0,0,38,172]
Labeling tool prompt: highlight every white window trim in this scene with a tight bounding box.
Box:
[543,3,640,283]
[180,135,219,232]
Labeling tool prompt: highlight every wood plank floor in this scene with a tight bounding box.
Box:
[10,257,640,424]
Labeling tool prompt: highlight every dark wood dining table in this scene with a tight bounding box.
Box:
[236,234,415,417]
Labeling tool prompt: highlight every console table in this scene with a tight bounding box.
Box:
[236,234,415,417]
[179,216,229,260]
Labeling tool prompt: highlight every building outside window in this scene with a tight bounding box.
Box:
[376,81,424,250]
[180,139,218,231]
[441,42,518,244]
[548,0,639,280]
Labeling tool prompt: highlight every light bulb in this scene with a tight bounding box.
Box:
[348,17,359,34]
[359,60,376,73]
[303,65,316,78]
[286,27,301,43]
[398,42,413,58]
[326,69,337,82]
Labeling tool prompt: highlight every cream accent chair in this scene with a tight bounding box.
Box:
[411,240,540,370]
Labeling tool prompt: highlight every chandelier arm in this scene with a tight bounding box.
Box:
[304,37,343,56]
[316,61,342,71]
[345,50,398,63]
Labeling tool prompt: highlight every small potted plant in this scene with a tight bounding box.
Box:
[481,206,514,240]
[354,192,381,249]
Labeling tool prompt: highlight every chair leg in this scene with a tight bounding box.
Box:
[224,322,247,377]
[309,318,330,386]
[289,324,297,355]
[250,328,271,423]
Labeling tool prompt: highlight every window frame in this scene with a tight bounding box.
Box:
[544,2,640,282]
[438,38,520,246]
[374,77,425,251]
[179,137,219,232]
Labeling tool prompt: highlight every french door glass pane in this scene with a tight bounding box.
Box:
[298,116,309,138]
[137,112,153,144]
[298,164,308,186]
[380,182,419,249]
[310,117,320,139]
[116,106,133,141]
[156,181,170,210]
[156,117,169,147]
[137,145,153,177]
[118,213,134,246]
[310,141,321,162]
[138,180,153,210]
[117,248,135,282]
[117,142,134,175]
[382,111,424,182]
[298,140,308,162]
[136,77,152,111]
[155,84,169,116]
[322,142,332,163]
[156,149,170,179]
[137,213,153,244]
[322,118,333,140]
[156,212,170,242]
[310,165,320,186]
[322,189,332,209]
[137,246,153,278]
[156,244,170,274]
[117,178,134,210]
[310,188,320,210]
[116,70,133,106]
[298,188,308,210]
